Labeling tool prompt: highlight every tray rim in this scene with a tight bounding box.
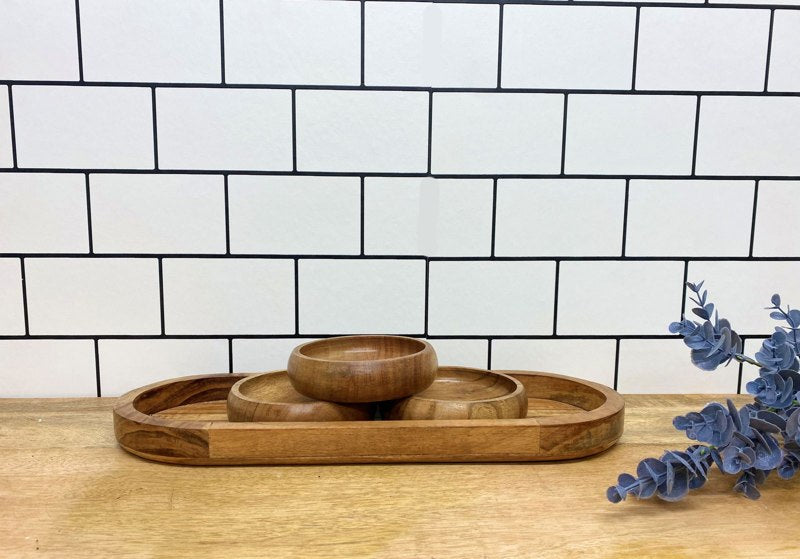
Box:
[113,369,625,464]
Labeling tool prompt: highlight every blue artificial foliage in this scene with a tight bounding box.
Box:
[609,283,800,503]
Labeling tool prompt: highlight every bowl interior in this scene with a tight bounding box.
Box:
[239,372,314,404]
[412,367,518,402]
[298,336,425,362]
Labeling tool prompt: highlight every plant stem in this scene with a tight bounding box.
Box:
[734,354,764,368]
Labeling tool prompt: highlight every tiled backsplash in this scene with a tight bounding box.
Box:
[1,0,800,397]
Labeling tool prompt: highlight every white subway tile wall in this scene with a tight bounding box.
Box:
[1,0,798,396]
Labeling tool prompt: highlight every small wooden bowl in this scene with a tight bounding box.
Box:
[287,335,438,403]
[384,366,528,420]
[227,371,373,422]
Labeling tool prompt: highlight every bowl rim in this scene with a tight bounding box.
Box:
[230,370,310,407]
[292,335,433,365]
[404,366,525,404]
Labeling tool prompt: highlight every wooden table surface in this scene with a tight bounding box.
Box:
[1,394,798,558]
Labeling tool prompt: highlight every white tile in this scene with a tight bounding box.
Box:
[80,0,221,82]
[626,180,754,256]
[0,87,10,167]
[365,1,498,87]
[98,339,229,396]
[25,258,161,335]
[768,11,800,92]
[156,88,292,171]
[162,259,295,335]
[428,261,555,336]
[13,86,154,169]
[431,93,564,174]
[565,94,696,175]
[502,6,635,89]
[0,340,96,397]
[0,0,79,80]
[0,173,89,253]
[710,0,799,4]
[90,174,226,254]
[696,96,800,176]
[232,338,318,373]
[558,261,684,335]
[491,339,616,387]
[296,90,429,173]
[228,175,360,255]
[636,8,770,91]
[299,259,426,334]
[425,338,489,369]
[225,0,360,85]
[618,339,738,394]
[753,181,800,256]
[494,179,625,257]
[0,259,24,335]
[686,261,800,335]
[364,177,493,256]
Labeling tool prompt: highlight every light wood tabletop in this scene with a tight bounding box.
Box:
[1,394,798,558]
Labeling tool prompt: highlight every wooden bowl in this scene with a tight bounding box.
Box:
[227,371,373,422]
[384,366,528,420]
[287,335,437,403]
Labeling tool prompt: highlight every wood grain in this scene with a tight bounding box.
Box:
[226,370,373,422]
[287,335,438,403]
[112,370,624,464]
[384,366,528,420]
[3,393,799,558]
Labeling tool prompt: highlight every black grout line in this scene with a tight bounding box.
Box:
[487,338,493,370]
[291,89,297,172]
[151,87,159,170]
[690,95,701,176]
[631,7,640,90]
[228,337,233,374]
[552,260,560,335]
[7,86,17,168]
[6,80,800,96]
[84,174,93,253]
[360,177,365,256]
[2,253,800,262]
[74,0,84,82]
[613,338,620,391]
[219,0,226,84]
[764,9,775,92]
[680,259,689,318]
[223,174,231,255]
[560,94,568,174]
[1,333,783,341]
[424,258,430,336]
[621,179,630,256]
[748,180,760,257]
[19,258,29,336]
[157,258,165,335]
[490,179,498,257]
[9,168,800,181]
[496,3,504,89]
[737,361,744,394]
[94,338,101,397]
[426,91,433,174]
[360,0,366,86]
[294,259,300,335]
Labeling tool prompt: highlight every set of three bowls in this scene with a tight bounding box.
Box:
[227,335,529,422]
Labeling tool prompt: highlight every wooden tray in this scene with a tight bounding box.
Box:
[113,370,625,465]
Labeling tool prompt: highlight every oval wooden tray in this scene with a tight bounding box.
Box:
[113,370,625,465]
